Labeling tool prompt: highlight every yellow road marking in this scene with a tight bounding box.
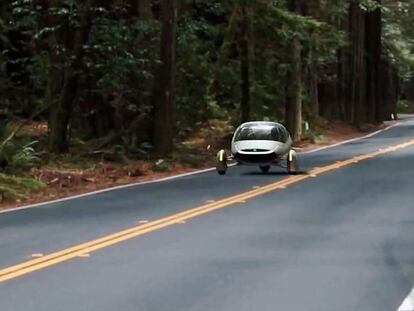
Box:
[1,138,414,283]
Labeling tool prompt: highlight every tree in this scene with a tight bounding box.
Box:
[138,0,152,20]
[239,0,252,123]
[152,0,177,156]
[285,0,303,142]
[337,0,367,125]
[365,0,382,122]
[2,0,414,164]
[303,0,321,116]
[48,1,95,153]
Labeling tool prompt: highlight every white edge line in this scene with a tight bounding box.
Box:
[302,122,399,154]
[398,288,414,311]
[0,167,216,214]
[0,120,406,214]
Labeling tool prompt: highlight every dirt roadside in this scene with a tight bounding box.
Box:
[0,120,396,211]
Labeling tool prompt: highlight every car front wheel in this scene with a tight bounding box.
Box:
[216,150,228,175]
[287,150,299,174]
[260,165,270,174]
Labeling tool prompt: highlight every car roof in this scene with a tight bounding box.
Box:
[238,121,287,129]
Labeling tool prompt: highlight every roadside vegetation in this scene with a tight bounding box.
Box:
[0,0,413,205]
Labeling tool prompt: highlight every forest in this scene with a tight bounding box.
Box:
[0,0,414,202]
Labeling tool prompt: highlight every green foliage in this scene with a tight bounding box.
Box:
[176,16,216,125]
[0,124,40,173]
[0,173,44,201]
[175,1,239,130]
[397,100,414,113]
[383,0,414,80]
[1,0,413,162]
[83,16,160,120]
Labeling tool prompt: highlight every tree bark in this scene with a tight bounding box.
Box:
[381,60,399,120]
[152,0,177,156]
[285,36,302,141]
[337,0,385,125]
[365,0,382,122]
[308,53,319,116]
[285,0,303,142]
[319,77,338,120]
[304,0,320,116]
[48,1,94,153]
[353,4,366,126]
[407,77,414,103]
[240,2,251,123]
[338,0,366,126]
[138,0,153,20]
[0,2,7,23]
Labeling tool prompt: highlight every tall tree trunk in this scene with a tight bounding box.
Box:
[304,0,320,116]
[152,0,177,156]
[45,0,65,149]
[0,2,7,23]
[336,46,346,120]
[240,2,251,123]
[285,36,302,141]
[353,6,367,126]
[339,0,384,125]
[48,1,94,153]
[138,0,153,19]
[365,0,382,122]
[339,0,366,126]
[407,77,414,103]
[308,51,319,116]
[0,2,8,95]
[380,59,396,120]
[285,0,303,142]
[319,77,338,120]
[390,64,399,119]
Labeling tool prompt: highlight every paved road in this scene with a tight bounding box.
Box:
[1,118,414,311]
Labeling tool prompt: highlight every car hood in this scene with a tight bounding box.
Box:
[233,140,281,153]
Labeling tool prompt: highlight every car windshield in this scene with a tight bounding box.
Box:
[234,125,287,142]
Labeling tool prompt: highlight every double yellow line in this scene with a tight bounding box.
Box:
[1,138,414,284]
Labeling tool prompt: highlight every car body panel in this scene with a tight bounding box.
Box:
[230,122,292,166]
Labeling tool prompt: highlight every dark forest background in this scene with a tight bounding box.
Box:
[0,0,413,184]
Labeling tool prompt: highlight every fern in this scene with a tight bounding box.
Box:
[0,124,40,173]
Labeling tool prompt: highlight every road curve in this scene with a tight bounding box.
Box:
[1,118,414,310]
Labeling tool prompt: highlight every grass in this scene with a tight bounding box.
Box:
[0,173,45,201]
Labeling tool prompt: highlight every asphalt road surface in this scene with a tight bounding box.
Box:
[2,118,414,311]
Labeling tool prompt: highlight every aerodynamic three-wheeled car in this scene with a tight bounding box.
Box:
[216,121,299,175]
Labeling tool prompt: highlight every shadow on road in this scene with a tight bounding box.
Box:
[242,171,308,176]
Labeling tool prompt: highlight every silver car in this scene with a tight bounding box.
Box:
[216,121,299,175]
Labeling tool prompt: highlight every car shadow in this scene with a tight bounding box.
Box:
[242,171,308,176]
